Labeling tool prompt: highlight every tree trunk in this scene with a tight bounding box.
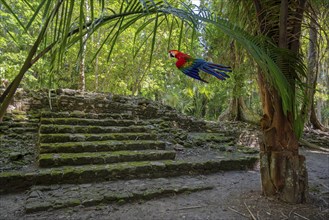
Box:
[310,102,327,130]
[78,0,90,91]
[218,40,260,124]
[258,72,308,203]
[304,9,328,131]
[79,42,86,91]
[219,97,260,124]
[302,9,328,131]
[253,0,308,203]
[94,30,101,92]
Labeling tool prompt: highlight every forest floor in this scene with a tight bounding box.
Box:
[0,148,328,219]
[0,125,328,220]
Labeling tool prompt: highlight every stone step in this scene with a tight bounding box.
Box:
[54,94,136,113]
[40,140,166,153]
[25,176,213,213]
[0,156,258,194]
[40,118,160,127]
[38,150,176,167]
[188,132,236,143]
[39,132,157,143]
[39,124,152,134]
[0,121,39,128]
[41,112,134,120]
[0,126,38,134]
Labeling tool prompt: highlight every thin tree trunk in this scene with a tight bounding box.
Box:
[94,30,101,92]
[310,102,327,130]
[79,43,86,91]
[218,41,260,124]
[301,7,328,131]
[78,0,90,91]
[219,95,260,124]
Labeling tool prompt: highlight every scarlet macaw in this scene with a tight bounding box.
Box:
[169,50,232,83]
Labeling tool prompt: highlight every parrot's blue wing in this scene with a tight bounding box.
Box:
[179,58,231,83]
[181,67,208,83]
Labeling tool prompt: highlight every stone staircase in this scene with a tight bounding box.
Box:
[38,112,176,168]
[0,90,259,214]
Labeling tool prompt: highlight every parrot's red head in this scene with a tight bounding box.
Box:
[168,50,180,58]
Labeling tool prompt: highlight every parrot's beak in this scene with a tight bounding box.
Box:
[169,52,175,58]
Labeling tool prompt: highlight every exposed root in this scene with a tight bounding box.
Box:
[300,139,329,152]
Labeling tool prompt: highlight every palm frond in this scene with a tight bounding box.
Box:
[0,0,27,31]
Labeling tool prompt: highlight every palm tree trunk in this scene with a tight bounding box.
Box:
[258,71,308,203]
[254,0,308,203]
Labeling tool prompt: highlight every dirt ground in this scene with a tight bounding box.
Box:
[0,147,328,220]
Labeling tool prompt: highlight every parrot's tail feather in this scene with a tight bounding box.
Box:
[207,63,231,78]
[200,66,228,80]
[208,63,232,72]
[215,70,230,78]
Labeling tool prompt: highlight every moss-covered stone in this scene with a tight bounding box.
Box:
[237,145,259,154]
[188,132,236,143]
[38,150,176,167]
[25,180,214,213]
[39,124,150,134]
[0,156,258,194]
[25,201,53,213]
[40,118,139,126]
[39,133,156,143]
[40,140,166,153]
[41,111,134,120]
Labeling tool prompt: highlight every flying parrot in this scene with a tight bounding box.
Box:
[168,50,232,83]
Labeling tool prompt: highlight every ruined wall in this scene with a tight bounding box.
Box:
[1,88,206,130]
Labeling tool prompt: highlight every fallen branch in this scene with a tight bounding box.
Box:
[294,212,310,220]
[300,139,329,152]
[228,207,249,218]
[244,202,257,220]
[320,183,329,190]
[280,211,288,219]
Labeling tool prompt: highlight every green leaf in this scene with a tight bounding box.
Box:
[25,0,47,30]
[0,0,27,31]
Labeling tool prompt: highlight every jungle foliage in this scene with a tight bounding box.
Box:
[0,0,327,124]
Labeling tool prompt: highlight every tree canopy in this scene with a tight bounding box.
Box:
[0,0,327,126]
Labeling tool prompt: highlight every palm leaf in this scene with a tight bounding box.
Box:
[23,0,44,30]
[0,0,27,31]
